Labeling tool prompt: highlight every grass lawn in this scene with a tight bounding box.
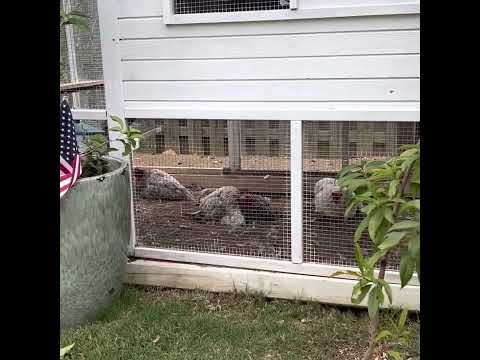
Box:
[61,286,420,360]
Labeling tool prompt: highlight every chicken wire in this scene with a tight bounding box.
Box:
[73,118,109,152]
[130,119,291,260]
[174,0,290,14]
[302,121,419,270]
[60,0,105,109]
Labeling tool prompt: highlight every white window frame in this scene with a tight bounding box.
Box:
[162,0,420,25]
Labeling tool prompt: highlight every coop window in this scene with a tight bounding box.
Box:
[174,0,290,14]
[246,137,256,155]
[179,119,187,127]
[179,136,190,154]
[317,140,330,158]
[202,136,211,155]
[269,139,280,156]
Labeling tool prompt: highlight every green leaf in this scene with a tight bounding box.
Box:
[379,280,393,305]
[348,179,370,192]
[338,165,361,178]
[128,128,142,135]
[330,270,361,278]
[60,343,75,358]
[399,255,415,288]
[416,254,420,283]
[407,199,420,210]
[354,216,369,242]
[352,282,371,305]
[365,249,388,269]
[408,236,420,258]
[122,143,132,156]
[384,207,395,224]
[378,231,406,250]
[109,126,122,132]
[388,180,399,198]
[365,160,386,169]
[368,208,384,241]
[388,221,419,233]
[387,350,403,360]
[375,330,393,343]
[399,148,418,158]
[398,308,408,330]
[354,242,365,272]
[110,115,126,130]
[367,286,379,319]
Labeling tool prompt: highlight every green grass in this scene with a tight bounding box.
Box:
[61,286,420,360]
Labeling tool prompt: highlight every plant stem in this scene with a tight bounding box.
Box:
[361,143,418,360]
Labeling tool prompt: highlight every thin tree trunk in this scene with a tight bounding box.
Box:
[361,142,418,360]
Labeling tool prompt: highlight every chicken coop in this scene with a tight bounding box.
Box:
[96,0,420,309]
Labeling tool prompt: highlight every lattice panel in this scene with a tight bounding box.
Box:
[131,119,291,260]
[174,0,290,14]
[302,121,419,270]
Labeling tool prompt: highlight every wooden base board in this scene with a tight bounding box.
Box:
[125,260,420,311]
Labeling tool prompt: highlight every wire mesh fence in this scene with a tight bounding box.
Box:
[74,118,109,152]
[302,121,419,270]
[60,0,105,109]
[131,119,291,260]
[174,0,290,14]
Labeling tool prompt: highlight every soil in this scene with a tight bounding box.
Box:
[133,184,400,270]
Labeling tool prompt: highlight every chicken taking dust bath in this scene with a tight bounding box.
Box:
[192,186,245,227]
[239,193,274,224]
[314,177,353,218]
[135,168,195,201]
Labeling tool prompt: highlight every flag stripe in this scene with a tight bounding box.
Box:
[60,99,82,198]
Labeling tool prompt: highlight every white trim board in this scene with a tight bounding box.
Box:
[124,101,420,121]
[162,1,420,25]
[133,247,419,286]
[125,260,420,311]
[71,109,107,121]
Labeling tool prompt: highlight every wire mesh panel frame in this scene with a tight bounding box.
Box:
[128,118,419,278]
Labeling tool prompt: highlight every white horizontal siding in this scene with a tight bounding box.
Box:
[120,30,419,60]
[124,79,419,102]
[118,0,163,19]
[122,55,419,81]
[119,14,419,39]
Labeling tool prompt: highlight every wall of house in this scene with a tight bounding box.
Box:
[111,1,419,156]
[115,0,419,119]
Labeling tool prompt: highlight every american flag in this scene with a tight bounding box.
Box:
[60,99,82,198]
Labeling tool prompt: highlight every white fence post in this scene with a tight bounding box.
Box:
[290,120,303,264]
[98,0,136,256]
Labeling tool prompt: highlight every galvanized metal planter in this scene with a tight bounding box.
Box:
[60,158,131,329]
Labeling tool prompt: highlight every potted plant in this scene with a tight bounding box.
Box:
[60,115,141,329]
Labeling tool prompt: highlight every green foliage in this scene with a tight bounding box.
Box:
[60,343,75,358]
[332,143,420,359]
[60,10,89,32]
[374,309,413,360]
[80,116,142,178]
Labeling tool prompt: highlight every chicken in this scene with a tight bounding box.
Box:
[192,186,245,226]
[238,193,274,223]
[136,168,195,201]
[314,177,352,218]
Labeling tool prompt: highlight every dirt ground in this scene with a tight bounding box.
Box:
[133,184,400,270]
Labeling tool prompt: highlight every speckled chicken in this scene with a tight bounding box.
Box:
[137,168,195,201]
[314,178,351,218]
[239,193,274,223]
[192,186,245,226]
